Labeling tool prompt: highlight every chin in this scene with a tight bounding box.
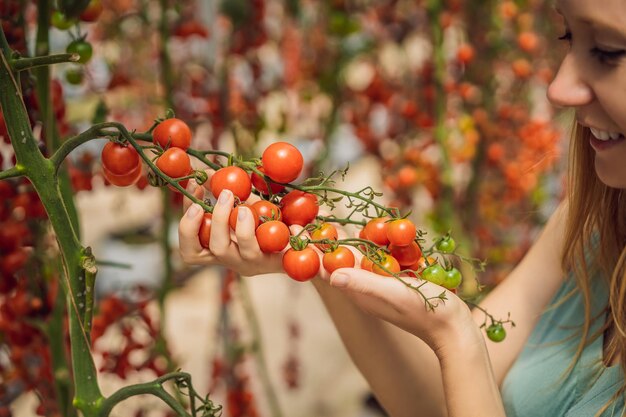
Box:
[594,160,626,190]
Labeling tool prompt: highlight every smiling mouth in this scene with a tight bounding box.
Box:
[589,127,625,141]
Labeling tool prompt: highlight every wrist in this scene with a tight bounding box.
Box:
[430,302,485,361]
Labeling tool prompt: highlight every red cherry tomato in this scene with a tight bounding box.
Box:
[323,246,355,274]
[310,223,338,251]
[251,200,281,222]
[363,217,390,246]
[386,219,416,246]
[389,242,422,267]
[156,148,191,178]
[79,0,103,22]
[152,118,192,150]
[101,142,140,175]
[102,162,142,187]
[251,166,285,195]
[280,190,319,226]
[198,212,213,249]
[372,254,401,277]
[229,204,260,230]
[256,220,290,253]
[360,255,374,272]
[261,142,304,183]
[210,166,252,202]
[282,247,320,282]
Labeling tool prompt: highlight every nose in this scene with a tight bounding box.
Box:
[546,53,594,108]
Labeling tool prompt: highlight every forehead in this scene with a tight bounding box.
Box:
[556,0,626,28]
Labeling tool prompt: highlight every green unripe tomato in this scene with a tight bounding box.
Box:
[436,236,456,253]
[442,267,462,290]
[66,39,93,64]
[51,11,76,30]
[65,67,84,85]
[421,264,446,286]
[486,323,506,342]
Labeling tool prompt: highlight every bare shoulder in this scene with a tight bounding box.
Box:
[473,200,569,384]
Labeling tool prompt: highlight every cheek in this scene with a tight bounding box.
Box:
[593,71,626,131]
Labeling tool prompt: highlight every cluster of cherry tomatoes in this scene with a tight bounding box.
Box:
[99,117,464,289]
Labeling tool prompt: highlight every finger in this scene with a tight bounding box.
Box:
[179,204,208,260]
[209,189,236,257]
[183,181,205,212]
[328,268,420,316]
[235,206,262,260]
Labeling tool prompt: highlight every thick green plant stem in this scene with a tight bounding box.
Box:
[426,0,455,232]
[46,282,77,417]
[34,0,56,153]
[0,32,104,415]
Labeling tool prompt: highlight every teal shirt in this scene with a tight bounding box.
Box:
[501,275,625,416]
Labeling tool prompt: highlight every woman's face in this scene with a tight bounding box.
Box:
[547,0,626,189]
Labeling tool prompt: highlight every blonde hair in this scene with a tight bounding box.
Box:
[562,122,626,415]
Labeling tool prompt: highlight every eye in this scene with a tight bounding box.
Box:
[590,47,626,65]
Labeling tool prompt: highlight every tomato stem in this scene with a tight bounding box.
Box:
[10,52,79,71]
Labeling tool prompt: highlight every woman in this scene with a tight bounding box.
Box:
[178,0,626,415]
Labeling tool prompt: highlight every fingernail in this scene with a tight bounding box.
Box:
[187,182,197,193]
[218,190,231,205]
[330,273,349,288]
[186,204,201,218]
[238,207,248,221]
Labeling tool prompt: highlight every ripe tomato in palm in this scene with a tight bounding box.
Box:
[156,148,191,179]
[389,242,422,267]
[102,162,142,187]
[360,255,374,272]
[229,204,260,230]
[251,200,281,222]
[261,142,303,183]
[101,142,140,175]
[152,118,192,150]
[282,247,320,282]
[251,166,285,195]
[198,212,213,249]
[210,166,252,201]
[386,219,416,246]
[372,254,401,277]
[311,223,338,251]
[323,246,355,274]
[280,190,318,226]
[256,220,290,253]
[363,217,390,246]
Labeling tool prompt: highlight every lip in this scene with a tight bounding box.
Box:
[576,121,625,151]
[589,132,625,152]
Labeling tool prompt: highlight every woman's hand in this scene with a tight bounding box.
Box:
[177,171,285,277]
[320,268,481,355]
